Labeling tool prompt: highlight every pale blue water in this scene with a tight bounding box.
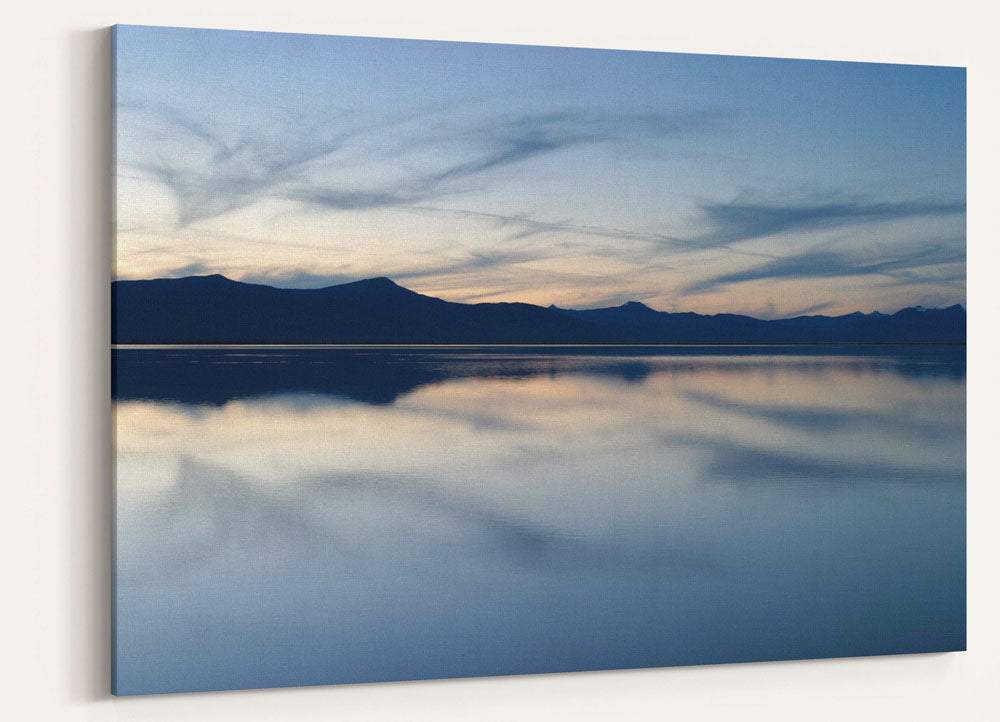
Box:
[112,346,966,694]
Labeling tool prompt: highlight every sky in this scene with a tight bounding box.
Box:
[113,25,966,318]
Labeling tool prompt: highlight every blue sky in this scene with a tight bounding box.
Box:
[113,25,965,317]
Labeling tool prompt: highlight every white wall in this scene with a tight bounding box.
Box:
[2,2,997,719]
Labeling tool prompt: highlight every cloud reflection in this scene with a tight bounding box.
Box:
[114,347,966,693]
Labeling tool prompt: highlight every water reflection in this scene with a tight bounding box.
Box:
[113,345,965,406]
[113,347,966,694]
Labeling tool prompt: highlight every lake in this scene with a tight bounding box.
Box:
[112,346,966,694]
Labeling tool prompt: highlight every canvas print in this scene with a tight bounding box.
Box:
[111,24,966,695]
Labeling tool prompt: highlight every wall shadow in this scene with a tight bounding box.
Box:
[66,27,112,702]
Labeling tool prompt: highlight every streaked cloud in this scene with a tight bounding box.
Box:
[122,103,725,227]
[686,239,965,295]
[236,269,361,289]
[123,102,364,226]
[428,109,723,184]
[688,196,966,248]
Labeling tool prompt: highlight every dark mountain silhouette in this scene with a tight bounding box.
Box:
[112,274,966,344]
[112,274,615,344]
[552,300,966,344]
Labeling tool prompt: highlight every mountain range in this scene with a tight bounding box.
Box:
[111,274,966,344]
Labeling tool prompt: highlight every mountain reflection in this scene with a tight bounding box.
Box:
[113,345,965,406]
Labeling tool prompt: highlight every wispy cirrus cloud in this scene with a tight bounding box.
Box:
[236,269,362,289]
[163,262,212,278]
[287,187,426,212]
[410,206,687,248]
[123,103,726,227]
[124,102,366,226]
[686,196,966,248]
[407,192,965,260]
[426,109,723,184]
[781,301,837,318]
[685,239,966,295]
[294,108,724,218]
[391,249,549,283]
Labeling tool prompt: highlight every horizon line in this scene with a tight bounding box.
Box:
[112,342,968,350]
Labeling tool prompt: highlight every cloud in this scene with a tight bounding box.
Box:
[236,269,361,289]
[412,206,686,248]
[122,102,367,226]
[151,262,361,289]
[296,109,722,216]
[408,192,965,264]
[426,109,720,184]
[688,196,966,248]
[164,262,211,277]
[392,249,546,282]
[124,103,725,226]
[686,240,966,295]
[430,127,573,184]
[288,187,424,211]
[782,301,836,317]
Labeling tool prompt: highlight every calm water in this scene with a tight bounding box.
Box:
[112,346,966,695]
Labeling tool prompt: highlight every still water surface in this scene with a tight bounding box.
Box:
[113,346,965,694]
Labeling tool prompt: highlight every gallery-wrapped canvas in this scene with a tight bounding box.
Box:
[111,24,966,695]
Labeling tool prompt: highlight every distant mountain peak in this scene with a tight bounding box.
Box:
[342,276,414,292]
[181,273,232,282]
